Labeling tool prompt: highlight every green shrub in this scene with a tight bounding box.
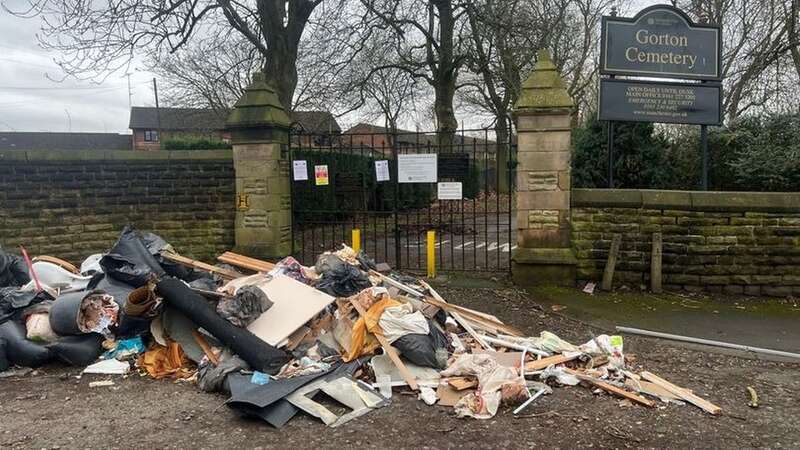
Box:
[162,138,232,150]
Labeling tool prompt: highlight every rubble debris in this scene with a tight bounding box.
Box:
[0,225,726,431]
[747,386,759,408]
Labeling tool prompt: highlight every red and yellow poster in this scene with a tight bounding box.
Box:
[314,165,329,186]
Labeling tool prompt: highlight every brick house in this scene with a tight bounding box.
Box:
[129,107,340,150]
[342,123,495,155]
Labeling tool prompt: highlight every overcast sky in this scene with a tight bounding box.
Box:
[0,8,156,134]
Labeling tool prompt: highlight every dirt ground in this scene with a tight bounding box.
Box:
[1,285,798,450]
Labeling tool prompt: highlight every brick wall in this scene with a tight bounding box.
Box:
[571,189,800,296]
[0,149,235,264]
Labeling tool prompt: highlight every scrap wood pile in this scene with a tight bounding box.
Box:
[0,225,721,428]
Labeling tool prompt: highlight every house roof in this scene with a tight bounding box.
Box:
[0,132,132,151]
[343,123,495,147]
[129,107,341,134]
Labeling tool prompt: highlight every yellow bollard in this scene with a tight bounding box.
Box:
[426,230,436,279]
[351,228,361,253]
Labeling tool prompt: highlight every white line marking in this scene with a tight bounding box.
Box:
[455,241,474,250]
[474,242,487,249]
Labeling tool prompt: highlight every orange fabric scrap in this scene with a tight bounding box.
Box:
[343,297,401,362]
[138,341,195,380]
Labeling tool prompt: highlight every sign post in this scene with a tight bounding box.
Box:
[598,4,722,190]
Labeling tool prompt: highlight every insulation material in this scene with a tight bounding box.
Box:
[77,292,119,337]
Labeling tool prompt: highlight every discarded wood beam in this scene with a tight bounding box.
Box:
[565,368,655,407]
[418,280,493,351]
[616,326,800,360]
[640,371,721,415]
[524,353,580,371]
[651,232,662,294]
[217,251,276,273]
[192,330,219,366]
[478,334,550,357]
[601,234,621,291]
[32,255,80,274]
[349,298,419,391]
[422,295,524,337]
[162,252,240,280]
[371,270,425,298]
[447,376,478,391]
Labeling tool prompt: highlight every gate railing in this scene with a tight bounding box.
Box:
[289,126,515,274]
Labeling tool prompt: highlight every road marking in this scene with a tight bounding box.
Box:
[455,241,474,250]
[487,242,499,251]
[474,242,487,249]
[434,240,450,248]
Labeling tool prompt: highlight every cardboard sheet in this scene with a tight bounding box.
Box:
[236,274,336,347]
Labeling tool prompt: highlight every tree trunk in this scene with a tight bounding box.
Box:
[435,81,458,147]
[494,119,510,194]
[264,47,298,112]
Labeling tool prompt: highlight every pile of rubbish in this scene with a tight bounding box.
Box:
[0,225,721,428]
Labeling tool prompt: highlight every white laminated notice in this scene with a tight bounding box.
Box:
[293,160,308,181]
[398,154,437,183]
[437,182,462,200]
[375,160,390,182]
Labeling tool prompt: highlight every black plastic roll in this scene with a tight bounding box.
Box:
[47,333,105,366]
[155,277,290,374]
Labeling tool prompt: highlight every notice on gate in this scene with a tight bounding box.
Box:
[375,160,390,182]
[314,165,329,186]
[398,153,437,183]
[437,182,462,200]
[292,160,308,181]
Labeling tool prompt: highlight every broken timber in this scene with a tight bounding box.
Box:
[218,251,276,273]
[640,371,721,415]
[349,298,419,391]
[162,253,240,280]
[565,368,655,407]
[419,280,493,351]
[422,295,523,337]
[524,353,580,371]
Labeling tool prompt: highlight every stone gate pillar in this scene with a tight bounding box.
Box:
[511,50,577,286]
[226,73,292,259]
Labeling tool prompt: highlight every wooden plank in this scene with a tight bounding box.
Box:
[370,270,425,297]
[624,379,682,402]
[217,251,276,272]
[447,377,478,391]
[192,330,219,366]
[421,293,523,337]
[437,384,474,407]
[349,298,419,391]
[418,281,493,351]
[601,234,622,291]
[565,369,655,407]
[640,371,721,415]
[524,353,579,371]
[651,232,662,294]
[162,252,241,280]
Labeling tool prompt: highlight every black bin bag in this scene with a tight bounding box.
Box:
[47,334,105,366]
[0,320,52,367]
[100,226,165,288]
[156,277,290,374]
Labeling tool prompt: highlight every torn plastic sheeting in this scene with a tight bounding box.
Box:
[0,320,52,367]
[286,376,387,427]
[538,365,580,386]
[156,277,290,374]
[0,248,31,288]
[80,254,104,276]
[217,285,272,328]
[99,226,166,288]
[30,261,92,292]
[0,287,49,325]
[47,333,105,366]
[378,303,429,343]
[102,336,146,360]
[197,349,249,393]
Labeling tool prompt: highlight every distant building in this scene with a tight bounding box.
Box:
[0,132,131,151]
[342,123,495,155]
[129,107,340,150]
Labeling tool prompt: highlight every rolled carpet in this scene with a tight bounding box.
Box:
[155,277,290,374]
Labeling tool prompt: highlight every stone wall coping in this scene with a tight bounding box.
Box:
[0,149,232,162]
[573,188,800,213]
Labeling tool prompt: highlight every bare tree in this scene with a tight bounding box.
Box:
[360,0,469,145]
[6,0,343,110]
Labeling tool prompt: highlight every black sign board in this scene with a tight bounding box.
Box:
[599,78,721,125]
[600,5,721,81]
[437,153,470,180]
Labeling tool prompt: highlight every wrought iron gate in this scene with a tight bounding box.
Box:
[289,127,515,274]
